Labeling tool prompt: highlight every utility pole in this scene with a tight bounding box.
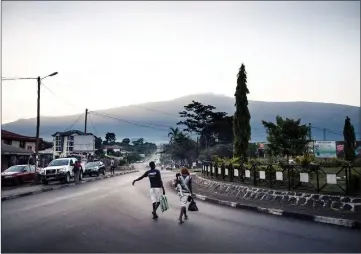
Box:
[84,108,88,134]
[323,128,327,141]
[2,72,58,178]
[35,77,41,171]
[308,123,312,141]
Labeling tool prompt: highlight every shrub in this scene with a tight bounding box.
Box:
[118,159,127,166]
[350,173,361,194]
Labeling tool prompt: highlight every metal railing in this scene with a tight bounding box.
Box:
[201,162,361,197]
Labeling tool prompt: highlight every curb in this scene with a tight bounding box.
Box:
[1,170,139,202]
[169,182,361,229]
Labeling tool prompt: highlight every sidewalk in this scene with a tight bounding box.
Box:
[2,170,139,202]
[188,175,361,229]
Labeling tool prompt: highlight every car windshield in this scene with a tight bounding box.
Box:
[48,159,69,167]
[85,162,99,168]
[5,165,26,172]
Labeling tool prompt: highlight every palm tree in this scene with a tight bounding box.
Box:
[168,127,180,143]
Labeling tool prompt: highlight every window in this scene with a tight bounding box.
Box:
[4,139,12,145]
[20,141,26,148]
[55,136,62,152]
[67,136,74,152]
[27,146,33,150]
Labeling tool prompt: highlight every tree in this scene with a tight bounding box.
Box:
[177,101,228,149]
[248,143,259,158]
[105,132,116,144]
[233,63,251,161]
[168,127,181,143]
[95,137,103,149]
[262,116,309,161]
[121,138,131,145]
[208,116,234,144]
[95,148,105,158]
[343,116,356,162]
[107,148,115,155]
[132,138,144,146]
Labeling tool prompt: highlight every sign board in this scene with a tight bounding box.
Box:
[314,141,337,158]
[73,135,95,152]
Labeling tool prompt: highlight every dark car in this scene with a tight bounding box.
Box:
[84,161,106,177]
[1,165,36,185]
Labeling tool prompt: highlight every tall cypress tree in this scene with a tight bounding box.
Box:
[233,63,251,161]
[343,116,356,161]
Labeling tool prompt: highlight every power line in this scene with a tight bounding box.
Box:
[89,111,169,132]
[88,114,99,137]
[1,77,36,81]
[41,81,83,110]
[64,113,85,132]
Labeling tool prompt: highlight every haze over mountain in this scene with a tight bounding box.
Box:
[2,94,360,144]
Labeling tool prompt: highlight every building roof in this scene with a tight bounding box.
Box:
[51,130,95,137]
[1,143,33,155]
[1,129,38,142]
[103,145,123,150]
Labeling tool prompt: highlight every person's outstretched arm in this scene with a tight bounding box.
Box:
[132,171,148,185]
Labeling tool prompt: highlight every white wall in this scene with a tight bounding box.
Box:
[1,139,35,152]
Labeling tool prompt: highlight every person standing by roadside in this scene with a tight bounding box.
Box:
[73,160,82,183]
[110,158,115,174]
[176,167,193,223]
[132,161,166,219]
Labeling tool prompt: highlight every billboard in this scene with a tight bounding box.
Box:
[314,141,337,158]
[73,135,95,152]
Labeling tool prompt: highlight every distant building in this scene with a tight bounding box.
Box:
[102,145,123,153]
[1,129,40,152]
[1,130,41,171]
[52,130,96,158]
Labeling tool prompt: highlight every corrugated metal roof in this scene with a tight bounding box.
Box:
[1,143,33,155]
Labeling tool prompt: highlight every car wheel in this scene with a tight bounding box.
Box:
[42,179,49,185]
[65,173,70,184]
[96,172,100,177]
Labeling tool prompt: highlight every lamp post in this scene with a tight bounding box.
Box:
[2,72,58,178]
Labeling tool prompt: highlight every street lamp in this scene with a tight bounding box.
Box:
[1,72,58,178]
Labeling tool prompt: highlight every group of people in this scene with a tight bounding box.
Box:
[132,161,193,223]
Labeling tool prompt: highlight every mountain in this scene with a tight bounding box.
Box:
[2,93,360,144]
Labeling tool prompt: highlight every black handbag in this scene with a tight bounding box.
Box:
[188,198,199,212]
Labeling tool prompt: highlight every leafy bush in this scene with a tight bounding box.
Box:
[350,172,361,194]
[294,155,315,166]
[118,159,127,166]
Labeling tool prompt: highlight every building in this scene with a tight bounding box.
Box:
[1,143,33,171]
[52,130,96,158]
[102,145,123,153]
[1,130,40,152]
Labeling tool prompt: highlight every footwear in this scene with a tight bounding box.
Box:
[178,218,184,224]
[185,215,189,220]
[152,212,158,219]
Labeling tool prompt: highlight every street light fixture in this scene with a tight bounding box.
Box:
[1,72,58,180]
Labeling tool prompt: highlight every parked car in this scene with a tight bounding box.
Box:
[39,157,82,185]
[1,165,36,185]
[84,161,106,177]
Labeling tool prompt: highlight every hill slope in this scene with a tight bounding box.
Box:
[2,93,360,143]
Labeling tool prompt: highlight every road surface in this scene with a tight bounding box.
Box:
[2,170,360,253]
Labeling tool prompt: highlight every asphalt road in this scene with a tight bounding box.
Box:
[2,170,361,253]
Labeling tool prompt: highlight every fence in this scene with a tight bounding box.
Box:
[201,162,361,197]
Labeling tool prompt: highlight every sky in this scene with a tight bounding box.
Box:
[2,1,360,124]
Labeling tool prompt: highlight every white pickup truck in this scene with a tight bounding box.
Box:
[39,157,84,185]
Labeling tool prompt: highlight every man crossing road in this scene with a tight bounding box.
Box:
[132,161,165,219]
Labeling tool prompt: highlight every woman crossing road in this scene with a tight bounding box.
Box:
[175,168,193,223]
